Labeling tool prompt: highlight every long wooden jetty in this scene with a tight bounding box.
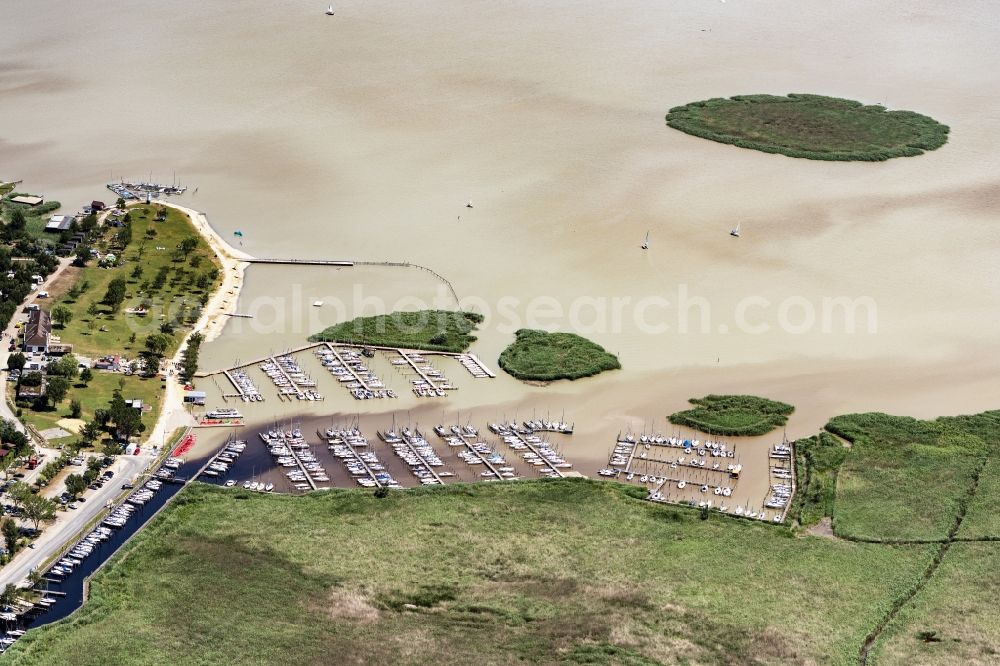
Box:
[247,259,355,267]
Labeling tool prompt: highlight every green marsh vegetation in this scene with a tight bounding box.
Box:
[824,411,998,542]
[666,94,949,161]
[309,310,483,353]
[4,480,934,665]
[668,394,794,437]
[497,329,620,382]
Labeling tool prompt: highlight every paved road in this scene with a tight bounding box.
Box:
[0,450,156,588]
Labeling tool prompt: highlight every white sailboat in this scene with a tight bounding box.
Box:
[729,222,741,238]
[641,231,649,250]
[466,199,474,208]
[325,4,334,15]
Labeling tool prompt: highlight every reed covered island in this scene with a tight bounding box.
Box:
[498,329,620,382]
[309,311,483,353]
[666,94,949,161]
[668,394,794,437]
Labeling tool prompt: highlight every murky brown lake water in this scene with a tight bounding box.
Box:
[4,1,1000,487]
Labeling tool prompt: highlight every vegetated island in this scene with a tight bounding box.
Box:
[668,394,794,437]
[666,94,949,161]
[309,310,483,353]
[497,329,620,382]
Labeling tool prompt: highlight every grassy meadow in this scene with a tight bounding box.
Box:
[956,456,1000,539]
[666,94,949,161]
[790,432,848,528]
[668,394,794,437]
[497,329,620,382]
[825,412,998,541]
[871,543,1000,665]
[4,480,935,666]
[310,310,483,353]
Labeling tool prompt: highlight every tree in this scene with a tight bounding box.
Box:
[0,455,18,482]
[6,353,25,373]
[69,399,82,419]
[116,197,126,210]
[81,214,98,233]
[21,493,57,531]
[101,441,121,458]
[64,473,87,499]
[8,208,26,232]
[0,584,18,607]
[51,304,73,328]
[87,302,99,318]
[19,371,42,387]
[131,264,143,280]
[103,277,128,312]
[87,456,102,475]
[0,519,16,557]
[175,236,198,260]
[73,244,91,267]
[80,367,93,385]
[80,420,101,444]
[45,376,70,407]
[48,354,78,380]
[108,392,143,441]
[144,333,170,357]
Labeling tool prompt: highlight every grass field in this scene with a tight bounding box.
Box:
[14,372,164,440]
[309,310,483,353]
[870,543,1000,665]
[665,94,949,161]
[497,329,620,382]
[4,480,935,666]
[825,412,998,541]
[957,456,1000,539]
[17,205,219,442]
[668,394,794,437]
[52,205,221,360]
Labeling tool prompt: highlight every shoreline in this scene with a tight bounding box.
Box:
[140,202,254,452]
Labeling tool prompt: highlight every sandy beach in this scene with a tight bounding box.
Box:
[140,202,253,451]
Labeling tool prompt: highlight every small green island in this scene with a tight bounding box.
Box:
[668,394,794,436]
[666,94,949,161]
[309,310,483,353]
[498,329,620,382]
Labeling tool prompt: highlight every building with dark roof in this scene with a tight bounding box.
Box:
[23,309,52,353]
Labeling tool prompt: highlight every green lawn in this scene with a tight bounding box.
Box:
[666,94,949,161]
[17,204,219,444]
[668,394,794,437]
[52,205,221,360]
[14,371,164,440]
[4,480,934,666]
[310,310,483,353]
[498,329,620,382]
[957,456,1000,539]
[870,543,1000,665]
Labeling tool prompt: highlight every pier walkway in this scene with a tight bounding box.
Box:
[401,430,445,484]
[504,430,565,479]
[443,428,507,481]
